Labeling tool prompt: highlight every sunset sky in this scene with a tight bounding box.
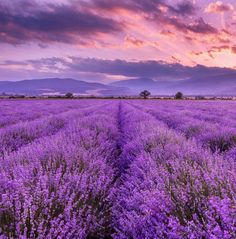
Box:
[0,0,236,83]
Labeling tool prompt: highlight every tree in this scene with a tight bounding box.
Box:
[65,92,73,98]
[175,92,183,99]
[140,90,151,99]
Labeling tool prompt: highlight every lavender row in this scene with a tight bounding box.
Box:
[0,101,110,157]
[0,102,120,238]
[141,100,236,125]
[130,101,236,154]
[0,100,97,129]
[112,103,236,239]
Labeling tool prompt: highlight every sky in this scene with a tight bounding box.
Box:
[0,0,236,83]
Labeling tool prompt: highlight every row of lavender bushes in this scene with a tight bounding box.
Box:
[0,99,97,128]
[111,103,236,239]
[0,101,119,238]
[0,101,108,157]
[130,101,236,155]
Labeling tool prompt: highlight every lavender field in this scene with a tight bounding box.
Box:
[0,99,236,239]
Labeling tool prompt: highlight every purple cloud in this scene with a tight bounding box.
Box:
[0,0,217,46]
[0,0,122,44]
[168,1,196,16]
[3,57,235,80]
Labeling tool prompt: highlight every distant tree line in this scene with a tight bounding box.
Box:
[139,90,184,100]
[3,90,235,100]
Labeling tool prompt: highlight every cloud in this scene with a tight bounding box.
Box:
[232,46,236,54]
[205,1,234,13]
[171,56,181,64]
[0,0,231,70]
[0,0,219,48]
[124,35,145,48]
[58,57,236,80]
[205,1,234,28]
[205,45,236,58]
[207,45,230,58]
[168,1,196,16]
[2,57,236,84]
[89,0,196,16]
[160,30,175,36]
[124,35,159,49]
[90,0,217,35]
[66,57,190,79]
[186,18,218,34]
[0,57,187,79]
[158,16,218,35]
[91,0,216,35]
[0,0,123,45]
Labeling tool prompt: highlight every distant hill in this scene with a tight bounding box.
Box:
[0,78,131,96]
[1,75,236,96]
[110,74,236,95]
[110,78,171,94]
[173,73,236,95]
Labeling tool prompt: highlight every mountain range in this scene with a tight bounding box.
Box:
[0,78,131,96]
[1,75,236,96]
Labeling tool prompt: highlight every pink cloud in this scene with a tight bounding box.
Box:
[232,46,236,54]
[124,35,145,48]
[205,1,234,13]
